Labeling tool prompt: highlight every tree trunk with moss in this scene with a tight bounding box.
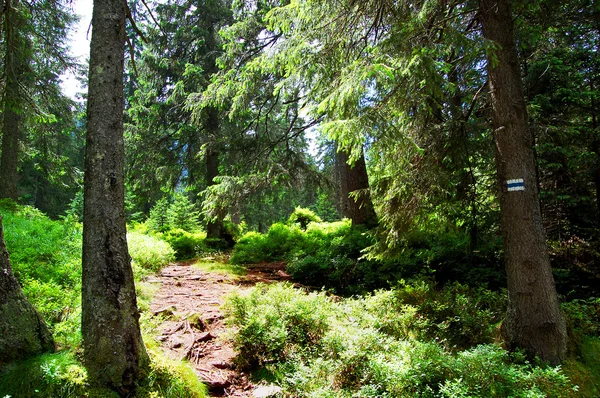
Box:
[480,0,567,365]
[0,215,54,363]
[337,148,377,227]
[82,0,149,392]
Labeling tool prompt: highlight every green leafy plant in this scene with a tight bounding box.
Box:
[224,283,334,369]
[128,231,176,274]
[288,207,322,230]
[230,223,306,264]
[161,229,207,260]
[1,204,82,342]
[224,283,577,397]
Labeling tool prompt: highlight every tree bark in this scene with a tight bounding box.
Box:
[480,0,567,364]
[205,108,224,240]
[336,148,377,227]
[82,0,148,392]
[0,0,27,201]
[0,215,55,363]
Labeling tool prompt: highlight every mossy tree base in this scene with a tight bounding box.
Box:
[0,215,54,363]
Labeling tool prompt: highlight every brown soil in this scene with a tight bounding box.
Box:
[148,259,291,397]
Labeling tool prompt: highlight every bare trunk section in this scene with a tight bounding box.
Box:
[480,0,567,364]
[205,108,224,241]
[82,0,148,392]
[0,0,27,201]
[0,215,55,363]
[336,148,377,227]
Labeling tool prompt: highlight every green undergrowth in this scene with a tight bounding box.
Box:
[230,218,503,294]
[1,202,82,346]
[0,346,207,398]
[230,220,394,294]
[562,337,600,397]
[130,221,209,261]
[224,282,592,397]
[0,201,207,397]
[228,201,508,295]
[561,297,600,397]
[128,231,176,275]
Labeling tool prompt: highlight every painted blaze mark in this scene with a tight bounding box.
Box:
[507,178,525,191]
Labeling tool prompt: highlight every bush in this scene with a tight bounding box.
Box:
[224,283,334,369]
[0,351,88,397]
[382,228,505,289]
[0,347,208,398]
[230,223,306,264]
[128,231,176,274]
[351,280,506,349]
[288,207,322,230]
[224,283,577,397]
[161,228,207,260]
[562,297,600,336]
[288,223,390,294]
[1,204,82,337]
[230,220,403,294]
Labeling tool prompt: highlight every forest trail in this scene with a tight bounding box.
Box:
[148,258,292,397]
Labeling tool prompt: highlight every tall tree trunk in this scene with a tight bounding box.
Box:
[0,215,55,363]
[0,0,27,201]
[203,17,228,243]
[480,0,567,364]
[336,147,377,227]
[82,0,148,392]
[205,108,224,240]
[591,79,600,224]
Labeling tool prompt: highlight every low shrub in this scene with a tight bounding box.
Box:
[288,223,394,294]
[1,204,82,340]
[382,228,506,289]
[230,223,305,264]
[563,336,600,397]
[288,207,322,230]
[231,220,405,294]
[0,351,88,397]
[396,280,506,348]
[224,283,577,397]
[128,231,176,274]
[0,346,208,398]
[161,228,207,260]
[562,297,600,336]
[223,283,334,369]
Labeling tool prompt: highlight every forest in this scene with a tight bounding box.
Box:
[0,0,599,396]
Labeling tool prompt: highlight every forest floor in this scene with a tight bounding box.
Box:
[148,257,292,397]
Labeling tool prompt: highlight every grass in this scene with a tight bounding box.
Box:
[0,202,208,397]
[192,260,247,277]
[563,336,600,397]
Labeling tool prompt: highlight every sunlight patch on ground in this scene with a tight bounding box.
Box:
[192,260,247,277]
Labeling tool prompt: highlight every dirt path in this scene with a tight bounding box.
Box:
[148,259,291,397]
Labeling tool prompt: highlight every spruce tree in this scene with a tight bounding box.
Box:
[82,0,148,391]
